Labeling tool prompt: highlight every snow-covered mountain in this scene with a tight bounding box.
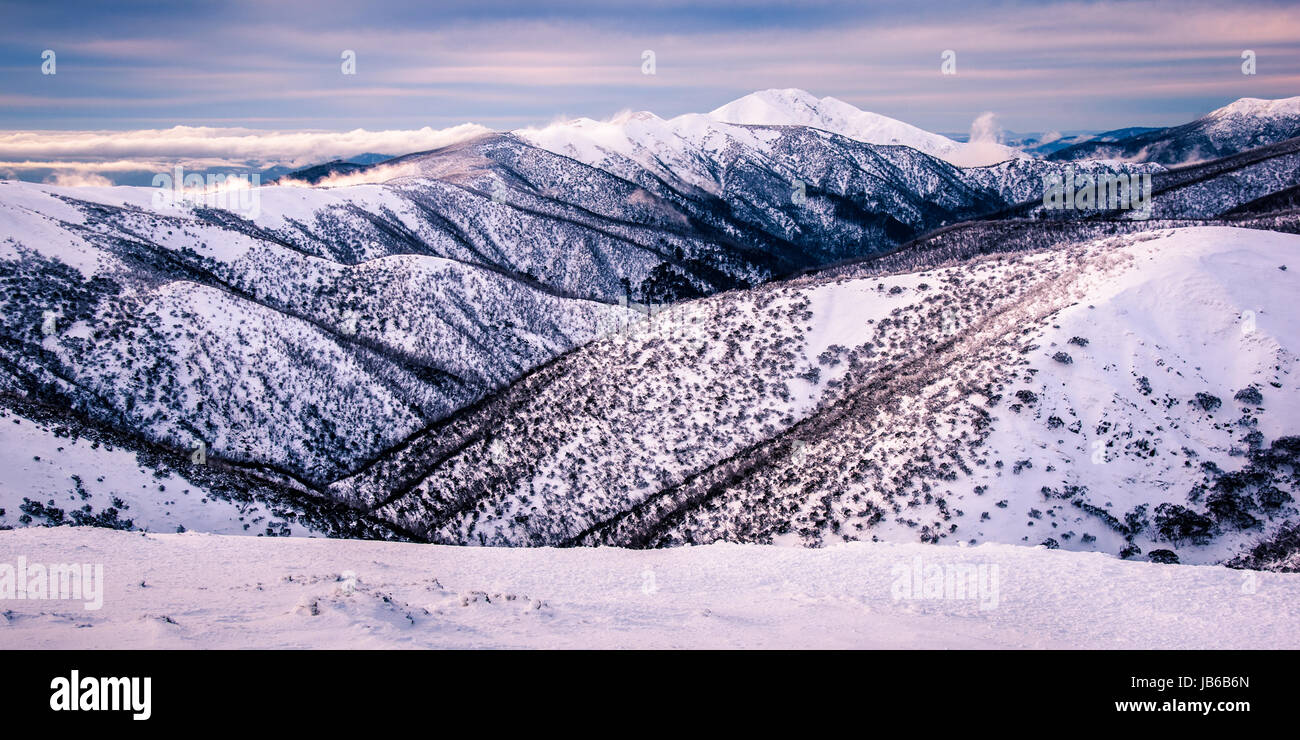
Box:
[0,177,640,491]
[0,115,1152,520]
[1050,95,1300,165]
[707,89,1024,166]
[2,90,1298,576]
[0,144,1167,509]
[517,88,1023,185]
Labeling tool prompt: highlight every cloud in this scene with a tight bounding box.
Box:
[945,111,1018,167]
[0,124,491,165]
[42,172,114,187]
[0,123,491,185]
[274,160,431,188]
[968,112,1002,145]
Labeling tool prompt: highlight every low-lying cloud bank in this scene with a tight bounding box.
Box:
[0,123,490,186]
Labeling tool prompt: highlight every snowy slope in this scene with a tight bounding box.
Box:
[516,110,783,195]
[0,391,402,540]
[948,227,1299,563]
[0,178,636,485]
[354,227,1300,570]
[0,526,1294,649]
[0,405,307,537]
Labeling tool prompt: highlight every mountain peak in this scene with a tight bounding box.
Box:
[608,109,664,125]
[706,88,826,120]
[1207,95,1300,119]
[708,88,1020,166]
[707,88,873,129]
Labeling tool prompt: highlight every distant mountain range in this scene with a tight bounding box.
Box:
[989,128,1160,157]
[1049,96,1300,164]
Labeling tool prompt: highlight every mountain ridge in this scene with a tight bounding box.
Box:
[1049,95,1300,164]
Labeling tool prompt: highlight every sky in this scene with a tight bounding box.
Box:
[0,0,1297,183]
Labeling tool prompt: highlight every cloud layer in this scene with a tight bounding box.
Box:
[0,124,489,184]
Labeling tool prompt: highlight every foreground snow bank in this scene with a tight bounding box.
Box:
[1,528,1295,649]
